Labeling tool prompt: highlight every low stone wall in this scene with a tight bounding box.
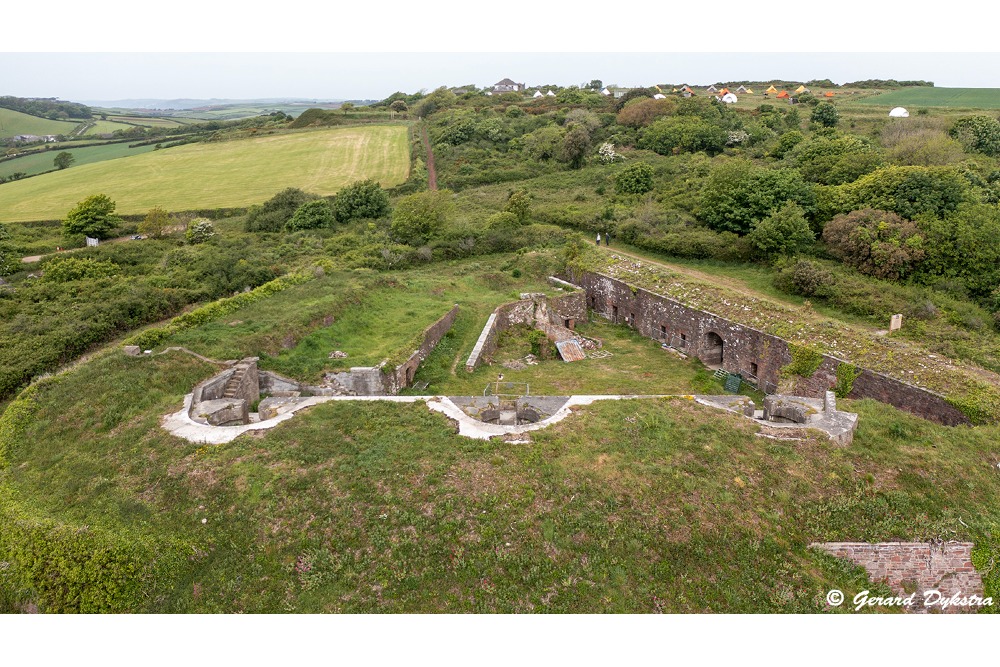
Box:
[387,305,460,394]
[571,270,971,426]
[811,542,985,613]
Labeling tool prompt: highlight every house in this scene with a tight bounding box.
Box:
[765,85,778,94]
[12,134,41,143]
[492,78,525,93]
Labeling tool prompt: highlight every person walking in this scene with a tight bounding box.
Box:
[595,232,601,245]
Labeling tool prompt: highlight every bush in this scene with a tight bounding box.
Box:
[503,189,531,222]
[245,188,318,232]
[747,202,814,261]
[700,159,815,234]
[185,218,216,244]
[286,199,335,231]
[390,190,453,245]
[331,179,390,223]
[949,115,1000,156]
[640,116,728,156]
[810,102,839,127]
[615,162,656,195]
[40,256,119,283]
[773,258,835,297]
[822,209,926,281]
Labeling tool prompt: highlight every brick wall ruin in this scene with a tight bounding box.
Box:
[385,304,460,393]
[811,542,985,612]
[465,291,587,371]
[571,271,970,426]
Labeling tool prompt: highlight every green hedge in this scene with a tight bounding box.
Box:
[0,384,41,468]
[126,272,313,349]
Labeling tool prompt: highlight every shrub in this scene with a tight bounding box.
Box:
[747,202,814,261]
[810,102,839,127]
[185,218,216,244]
[700,159,815,234]
[790,134,883,185]
[390,190,453,245]
[773,258,835,297]
[822,209,926,281]
[503,189,531,223]
[286,199,335,231]
[138,206,171,238]
[332,179,390,223]
[949,115,1000,156]
[245,188,318,232]
[40,256,119,283]
[615,162,656,195]
[640,116,728,156]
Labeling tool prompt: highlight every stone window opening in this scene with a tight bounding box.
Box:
[660,325,667,339]
[750,362,758,378]
[704,331,724,367]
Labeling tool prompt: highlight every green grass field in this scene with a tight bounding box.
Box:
[83,120,135,135]
[0,141,160,179]
[855,87,1000,109]
[0,108,80,139]
[0,125,411,222]
[108,115,187,128]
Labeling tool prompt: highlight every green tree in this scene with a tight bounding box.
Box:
[523,126,564,160]
[63,194,121,240]
[389,100,408,113]
[138,206,171,238]
[772,130,804,158]
[391,190,453,245]
[822,209,925,281]
[503,189,531,223]
[840,166,969,221]
[915,203,1000,299]
[185,218,216,245]
[700,159,816,234]
[332,179,390,223]
[746,202,815,260]
[286,199,335,231]
[559,124,592,169]
[53,151,74,170]
[615,162,656,195]
[810,102,839,127]
[245,188,318,232]
[790,134,883,185]
[340,102,355,113]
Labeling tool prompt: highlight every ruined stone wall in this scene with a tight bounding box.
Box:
[811,542,984,612]
[572,271,970,425]
[387,305,460,393]
[465,300,535,371]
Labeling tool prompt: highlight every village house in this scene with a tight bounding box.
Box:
[492,78,525,93]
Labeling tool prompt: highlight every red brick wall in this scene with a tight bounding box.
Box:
[812,542,984,613]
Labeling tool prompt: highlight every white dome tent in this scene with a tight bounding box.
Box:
[889,107,910,118]
[721,93,738,104]
[653,93,666,99]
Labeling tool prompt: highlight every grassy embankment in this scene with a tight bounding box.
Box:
[0,108,80,138]
[0,125,411,222]
[0,141,161,180]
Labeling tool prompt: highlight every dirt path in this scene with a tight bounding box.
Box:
[420,125,437,191]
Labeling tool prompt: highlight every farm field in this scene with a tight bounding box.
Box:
[108,115,188,128]
[0,141,160,179]
[0,107,80,139]
[0,125,411,222]
[854,87,1000,109]
[83,119,135,135]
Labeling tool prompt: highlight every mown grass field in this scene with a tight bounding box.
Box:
[854,87,1000,109]
[0,125,411,222]
[0,141,160,179]
[83,119,135,135]
[0,108,80,139]
[108,115,187,128]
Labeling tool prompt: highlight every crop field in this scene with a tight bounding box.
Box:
[83,119,135,135]
[0,125,411,222]
[854,87,1000,109]
[108,115,189,128]
[0,108,80,139]
[0,141,161,179]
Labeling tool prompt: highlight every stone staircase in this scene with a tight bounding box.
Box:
[223,363,251,399]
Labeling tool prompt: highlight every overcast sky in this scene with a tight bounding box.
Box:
[4,2,998,103]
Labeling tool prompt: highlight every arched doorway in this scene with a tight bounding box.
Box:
[704,332,724,367]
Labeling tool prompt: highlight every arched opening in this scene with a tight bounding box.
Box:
[704,331,724,367]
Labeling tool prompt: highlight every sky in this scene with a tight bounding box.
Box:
[4,1,999,103]
[5,52,1000,104]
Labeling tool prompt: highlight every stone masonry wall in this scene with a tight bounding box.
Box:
[387,305,460,393]
[811,542,984,612]
[571,271,970,426]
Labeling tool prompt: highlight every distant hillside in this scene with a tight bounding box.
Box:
[0,96,91,120]
[82,98,345,110]
[855,87,1000,109]
[0,107,80,140]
